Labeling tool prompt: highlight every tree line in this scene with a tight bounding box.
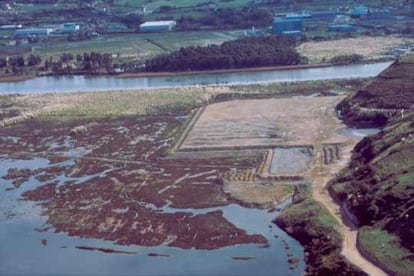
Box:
[144,35,302,72]
[43,52,113,74]
[0,52,114,75]
[0,55,42,68]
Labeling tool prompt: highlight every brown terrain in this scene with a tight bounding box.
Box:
[0,86,387,274]
[175,96,387,274]
[1,114,267,249]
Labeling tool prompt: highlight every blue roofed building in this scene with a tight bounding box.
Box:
[14,28,53,37]
[350,5,369,18]
[272,17,303,36]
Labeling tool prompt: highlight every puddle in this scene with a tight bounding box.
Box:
[337,127,381,139]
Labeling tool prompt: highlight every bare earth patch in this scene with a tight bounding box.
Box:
[297,36,414,63]
[223,180,295,209]
[180,96,348,151]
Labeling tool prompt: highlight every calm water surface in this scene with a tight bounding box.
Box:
[0,157,305,276]
[0,62,392,94]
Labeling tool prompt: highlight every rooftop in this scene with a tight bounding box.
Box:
[140,21,176,27]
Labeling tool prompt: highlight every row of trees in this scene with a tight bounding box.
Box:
[0,55,42,68]
[0,52,114,75]
[144,35,301,72]
[44,52,113,74]
[330,54,363,65]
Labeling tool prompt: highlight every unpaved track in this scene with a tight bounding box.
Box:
[305,107,387,276]
[312,173,387,276]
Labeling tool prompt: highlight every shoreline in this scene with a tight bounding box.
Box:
[0,64,331,84]
[117,63,332,78]
[0,60,391,85]
[0,74,35,83]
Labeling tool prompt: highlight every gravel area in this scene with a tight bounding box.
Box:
[269,147,313,175]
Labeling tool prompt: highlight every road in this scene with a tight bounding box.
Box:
[305,106,387,276]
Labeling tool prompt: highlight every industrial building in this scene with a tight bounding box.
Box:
[349,5,369,18]
[272,18,303,36]
[139,21,176,32]
[285,10,312,19]
[60,23,80,33]
[14,28,52,37]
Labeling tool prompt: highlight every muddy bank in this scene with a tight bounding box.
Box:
[1,112,270,250]
[0,74,35,83]
[0,117,305,275]
[117,63,331,78]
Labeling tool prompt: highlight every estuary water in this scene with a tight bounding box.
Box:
[0,62,391,275]
[0,62,392,94]
[0,157,305,276]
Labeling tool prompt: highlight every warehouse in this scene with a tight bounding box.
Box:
[14,28,52,37]
[139,21,176,33]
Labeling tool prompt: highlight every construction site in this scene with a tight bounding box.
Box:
[169,96,352,208]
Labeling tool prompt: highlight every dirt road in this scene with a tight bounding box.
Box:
[306,107,387,276]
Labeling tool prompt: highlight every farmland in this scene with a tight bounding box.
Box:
[31,31,236,63]
[297,36,414,64]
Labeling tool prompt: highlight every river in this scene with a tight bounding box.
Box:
[0,62,392,94]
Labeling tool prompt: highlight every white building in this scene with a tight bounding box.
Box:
[0,24,22,30]
[139,21,176,32]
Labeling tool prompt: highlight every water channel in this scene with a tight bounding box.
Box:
[0,62,392,94]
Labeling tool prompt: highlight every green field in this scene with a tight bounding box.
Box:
[359,227,414,275]
[30,31,237,63]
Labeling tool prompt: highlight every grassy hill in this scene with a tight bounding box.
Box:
[329,54,414,275]
[274,185,366,275]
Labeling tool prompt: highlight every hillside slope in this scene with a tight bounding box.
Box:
[337,55,414,127]
[329,55,414,275]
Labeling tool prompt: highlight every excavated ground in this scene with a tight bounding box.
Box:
[174,96,349,207]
